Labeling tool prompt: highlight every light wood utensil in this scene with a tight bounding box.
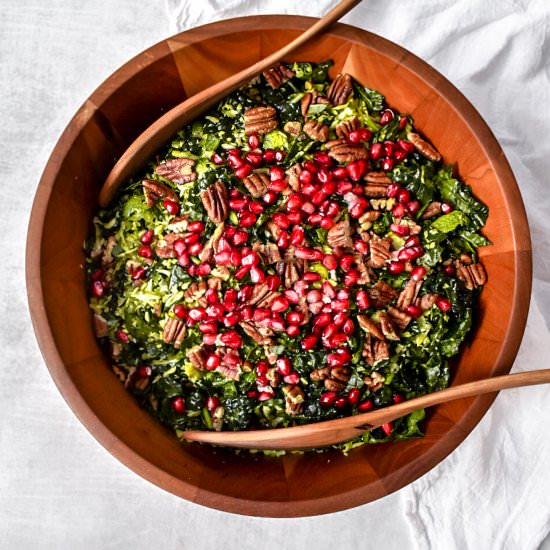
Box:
[183,369,550,450]
[98,0,362,207]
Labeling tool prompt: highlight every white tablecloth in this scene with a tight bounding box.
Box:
[2,1,550,548]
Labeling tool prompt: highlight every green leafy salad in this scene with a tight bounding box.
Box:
[86,60,489,453]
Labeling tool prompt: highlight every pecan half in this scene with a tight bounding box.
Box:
[155,158,196,184]
[199,223,225,263]
[276,258,306,288]
[421,201,442,219]
[408,132,442,162]
[363,369,386,390]
[200,181,228,223]
[310,367,331,381]
[362,336,390,367]
[243,173,270,198]
[246,282,280,308]
[355,254,376,284]
[357,314,385,341]
[387,306,412,331]
[186,345,207,370]
[263,62,295,89]
[286,163,303,191]
[368,236,392,268]
[142,179,178,207]
[283,385,305,416]
[244,106,278,135]
[300,90,330,118]
[303,119,330,142]
[325,139,368,163]
[163,317,186,348]
[358,211,381,231]
[327,219,353,248]
[335,117,360,139]
[419,293,437,311]
[184,280,208,306]
[253,242,282,264]
[456,261,487,290]
[379,312,400,341]
[368,280,398,309]
[364,171,392,185]
[397,278,423,310]
[327,73,353,105]
[364,183,390,198]
[240,321,274,346]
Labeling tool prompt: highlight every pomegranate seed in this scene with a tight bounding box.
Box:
[436,297,452,312]
[284,289,300,304]
[248,201,265,214]
[383,140,396,157]
[394,149,407,162]
[331,299,350,312]
[300,200,316,215]
[223,351,242,367]
[272,297,290,313]
[289,226,305,246]
[306,290,322,304]
[320,179,337,195]
[407,199,421,214]
[344,269,360,287]
[382,157,395,171]
[183,233,199,245]
[348,201,366,219]
[356,290,369,310]
[214,250,231,266]
[277,231,289,249]
[241,251,259,267]
[358,399,373,412]
[322,254,338,270]
[301,334,318,350]
[229,198,247,211]
[320,391,338,406]
[234,265,250,279]
[347,130,362,143]
[332,167,347,179]
[284,372,300,385]
[163,200,179,215]
[370,142,383,160]
[339,254,355,272]
[392,203,406,218]
[247,389,259,399]
[444,264,456,276]
[312,189,327,205]
[272,213,290,229]
[263,149,276,163]
[397,139,414,153]
[258,391,274,401]
[380,109,394,125]
[398,116,408,130]
[224,311,242,327]
[198,321,218,334]
[171,397,185,413]
[227,154,245,169]
[173,304,187,319]
[314,151,331,165]
[346,159,368,181]
[269,179,287,193]
[264,274,280,291]
[131,266,146,281]
[140,229,154,244]
[295,247,323,261]
[406,305,422,318]
[269,166,285,181]
[138,365,151,378]
[320,217,335,229]
[388,261,406,274]
[314,313,332,328]
[301,183,316,197]
[188,221,205,233]
[196,263,211,277]
[115,330,129,343]
[342,318,355,334]
[137,245,152,259]
[397,189,410,204]
[286,324,300,337]
[230,249,242,267]
[299,169,314,186]
[381,422,393,436]
[286,311,304,325]
[187,265,198,276]
[286,211,303,224]
[405,235,421,248]
[253,308,271,322]
[238,285,253,302]
[399,245,425,261]
[334,396,348,409]
[270,317,286,332]
[322,281,336,298]
[391,222,410,237]
[393,393,405,404]
[303,272,321,283]
[354,239,369,254]
[208,304,226,319]
[240,305,253,320]
[249,266,265,283]
[247,132,260,149]
[91,269,104,282]
[307,213,323,225]
[177,253,190,267]
[348,388,361,405]
[287,193,303,211]
[275,150,285,162]
[276,358,292,376]
[220,330,242,349]
[206,396,221,411]
[187,242,203,255]
[337,288,350,300]
[441,202,454,214]
[212,152,225,166]
[303,160,317,173]
[239,211,257,227]
[188,307,207,322]
[235,163,253,179]
[256,360,270,376]
[263,190,278,204]
[411,265,427,280]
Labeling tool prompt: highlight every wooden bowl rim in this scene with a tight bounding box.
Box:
[26,15,532,517]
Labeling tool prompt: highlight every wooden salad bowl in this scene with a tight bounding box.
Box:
[26,16,532,517]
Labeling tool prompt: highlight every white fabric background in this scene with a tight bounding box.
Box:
[1,1,550,548]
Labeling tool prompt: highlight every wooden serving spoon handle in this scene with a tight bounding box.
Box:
[98,0,362,207]
[183,368,550,450]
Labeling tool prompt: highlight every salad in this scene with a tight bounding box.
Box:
[86,60,489,452]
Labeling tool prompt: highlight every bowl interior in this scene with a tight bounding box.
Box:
[27,16,531,517]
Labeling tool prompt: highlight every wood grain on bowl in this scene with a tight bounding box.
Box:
[26,16,531,517]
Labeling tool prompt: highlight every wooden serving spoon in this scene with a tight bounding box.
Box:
[183,368,550,450]
[98,0,362,207]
